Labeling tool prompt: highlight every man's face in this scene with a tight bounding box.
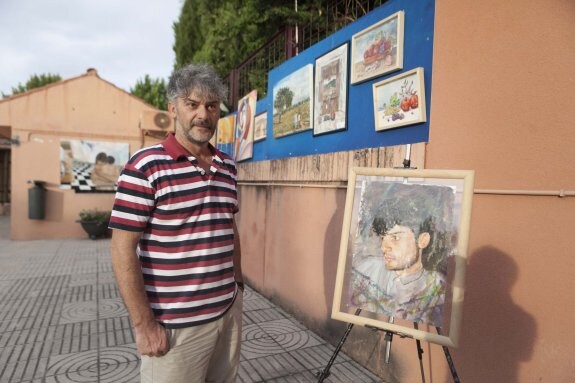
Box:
[169,90,220,145]
[380,224,420,271]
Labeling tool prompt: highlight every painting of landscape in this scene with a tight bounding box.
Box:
[273,64,313,138]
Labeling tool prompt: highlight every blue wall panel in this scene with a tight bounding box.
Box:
[228,0,434,162]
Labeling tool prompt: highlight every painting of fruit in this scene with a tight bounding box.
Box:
[351,11,404,84]
[372,67,427,131]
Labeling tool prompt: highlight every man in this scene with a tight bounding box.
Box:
[351,183,454,327]
[109,63,243,383]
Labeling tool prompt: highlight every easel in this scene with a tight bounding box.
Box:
[317,145,460,382]
[315,310,460,383]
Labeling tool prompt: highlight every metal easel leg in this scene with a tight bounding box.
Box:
[435,327,460,383]
[383,316,394,364]
[413,322,426,383]
[316,309,361,383]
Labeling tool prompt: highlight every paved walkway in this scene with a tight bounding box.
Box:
[0,217,383,383]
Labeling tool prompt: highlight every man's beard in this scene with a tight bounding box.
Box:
[182,119,215,145]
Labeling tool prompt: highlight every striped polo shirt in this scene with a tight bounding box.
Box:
[109,133,239,328]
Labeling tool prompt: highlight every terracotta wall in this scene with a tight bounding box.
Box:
[236,0,575,382]
[425,0,575,381]
[0,71,161,240]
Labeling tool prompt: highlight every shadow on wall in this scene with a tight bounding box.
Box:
[322,189,349,340]
[452,246,536,383]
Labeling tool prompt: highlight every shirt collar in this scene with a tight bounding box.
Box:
[162,132,223,164]
[397,267,426,285]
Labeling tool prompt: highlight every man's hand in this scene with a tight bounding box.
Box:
[134,320,170,357]
[111,230,170,358]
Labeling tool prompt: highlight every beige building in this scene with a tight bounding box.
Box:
[0,0,573,382]
[0,69,167,240]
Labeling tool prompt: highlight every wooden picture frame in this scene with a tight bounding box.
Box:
[351,10,404,84]
[332,167,475,348]
[373,67,426,131]
[254,111,267,142]
[273,64,314,138]
[313,43,348,136]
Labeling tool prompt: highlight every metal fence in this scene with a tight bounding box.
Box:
[225,0,388,110]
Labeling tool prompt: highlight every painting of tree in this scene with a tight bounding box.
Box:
[272,64,313,138]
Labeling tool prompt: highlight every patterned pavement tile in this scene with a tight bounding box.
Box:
[241,336,286,360]
[0,234,384,383]
[244,307,288,324]
[239,353,306,382]
[45,346,139,382]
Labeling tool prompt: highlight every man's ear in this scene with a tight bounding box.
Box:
[417,232,431,249]
[168,102,176,119]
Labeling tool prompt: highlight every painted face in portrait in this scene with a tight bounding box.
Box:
[380,224,430,272]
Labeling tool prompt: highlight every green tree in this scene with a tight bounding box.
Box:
[274,87,294,122]
[172,0,220,70]
[3,73,62,98]
[130,75,168,110]
[173,0,308,76]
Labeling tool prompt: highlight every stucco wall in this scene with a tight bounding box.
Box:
[425,0,575,381]
[236,0,575,382]
[0,71,161,240]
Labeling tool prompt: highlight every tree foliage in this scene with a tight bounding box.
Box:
[130,75,168,110]
[3,73,62,98]
[173,0,317,77]
[273,87,294,123]
[274,87,294,112]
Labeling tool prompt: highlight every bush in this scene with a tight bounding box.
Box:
[78,209,111,223]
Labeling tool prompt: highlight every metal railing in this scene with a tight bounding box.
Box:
[225,0,388,110]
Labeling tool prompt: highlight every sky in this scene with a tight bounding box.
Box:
[0,0,183,96]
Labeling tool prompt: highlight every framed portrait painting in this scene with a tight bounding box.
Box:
[273,64,313,138]
[254,111,267,142]
[373,67,426,131]
[351,10,404,84]
[332,167,475,348]
[313,43,348,136]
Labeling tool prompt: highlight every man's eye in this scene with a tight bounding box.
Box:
[207,104,217,111]
[384,234,401,241]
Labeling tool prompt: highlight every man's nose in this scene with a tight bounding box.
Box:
[381,242,390,252]
[196,104,209,118]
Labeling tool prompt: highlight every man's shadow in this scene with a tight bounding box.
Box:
[449,246,536,383]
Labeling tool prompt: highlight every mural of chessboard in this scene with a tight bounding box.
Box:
[60,162,117,193]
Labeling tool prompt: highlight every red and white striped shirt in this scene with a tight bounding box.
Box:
[109,133,239,328]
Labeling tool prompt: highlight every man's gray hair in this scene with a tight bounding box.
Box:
[167,63,228,103]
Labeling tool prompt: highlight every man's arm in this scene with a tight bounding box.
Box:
[232,218,243,288]
[111,229,169,357]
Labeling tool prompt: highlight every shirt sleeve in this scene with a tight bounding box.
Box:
[108,163,155,232]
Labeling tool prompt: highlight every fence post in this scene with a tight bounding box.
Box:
[228,69,240,112]
[284,25,298,59]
